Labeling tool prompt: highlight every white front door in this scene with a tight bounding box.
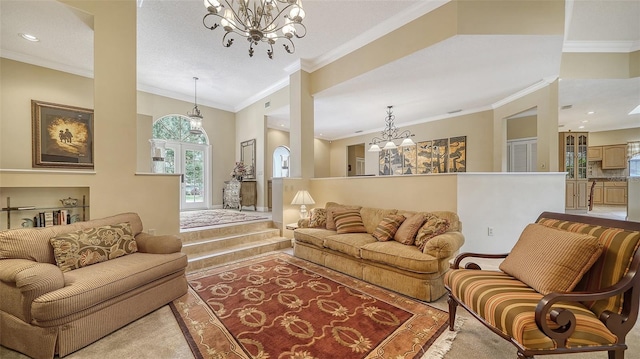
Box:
[165,142,210,210]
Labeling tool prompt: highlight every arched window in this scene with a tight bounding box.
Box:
[153,115,210,210]
[273,146,290,178]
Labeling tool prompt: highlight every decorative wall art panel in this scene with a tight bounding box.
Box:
[380,136,466,176]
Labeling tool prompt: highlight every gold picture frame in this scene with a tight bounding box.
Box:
[32,100,94,169]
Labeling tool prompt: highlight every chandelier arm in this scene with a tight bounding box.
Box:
[292,23,307,38]
[222,32,235,48]
[203,13,220,30]
[282,37,295,54]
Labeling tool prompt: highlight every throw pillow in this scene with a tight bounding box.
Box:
[499,223,603,295]
[50,222,138,272]
[308,208,327,228]
[326,203,361,230]
[372,215,406,241]
[333,209,367,234]
[415,214,450,251]
[394,213,427,245]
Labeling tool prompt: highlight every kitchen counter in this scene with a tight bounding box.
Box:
[588,177,627,182]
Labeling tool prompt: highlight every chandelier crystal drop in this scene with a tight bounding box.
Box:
[188,77,204,134]
[203,0,307,59]
[368,106,416,152]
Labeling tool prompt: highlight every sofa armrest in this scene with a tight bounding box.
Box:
[450,252,509,269]
[0,259,65,321]
[135,233,182,254]
[423,231,465,259]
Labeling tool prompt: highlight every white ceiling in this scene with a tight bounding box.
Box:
[1,0,639,140]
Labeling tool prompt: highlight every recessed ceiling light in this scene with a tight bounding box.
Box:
[587,111,595,115]
[581,120,589,123]
[579,125,585,129]
[19,33,39,42]
[561,105,573,110]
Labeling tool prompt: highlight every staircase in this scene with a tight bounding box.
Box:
[178,220,292,273]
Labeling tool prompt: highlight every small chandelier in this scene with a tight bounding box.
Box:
[188,77,203,134]
[202,0,307,59]
[368,106,416,152]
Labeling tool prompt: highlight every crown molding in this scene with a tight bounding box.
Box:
[1,50,94,79]
[563,40,640,53]
[234,76,290,113]
[304,0,450,73]
[491,77,557,109]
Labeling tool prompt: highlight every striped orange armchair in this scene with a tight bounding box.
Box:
[445,212,640,359]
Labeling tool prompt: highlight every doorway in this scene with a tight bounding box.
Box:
[153,115,210,211]
[347,144,365,176]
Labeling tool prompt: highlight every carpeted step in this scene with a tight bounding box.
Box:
[181,228,282,256]
[178,220,275,243]
[186,236,292,273]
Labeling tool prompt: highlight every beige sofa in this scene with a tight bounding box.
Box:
[0,212,188,359]
[293,203,464,302]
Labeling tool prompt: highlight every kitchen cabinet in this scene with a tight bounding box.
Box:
[603,181,628,205]
[560,132,588,210]
[602,144,627,169]
[588,146,603,161]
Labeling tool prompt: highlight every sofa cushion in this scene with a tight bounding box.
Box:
[394,213,427,245]
[50,223,138,273]
[325,202,361,230]
[30,252,186,322]
[360,207,398,233]
[294,228,337,248]
[308,208,327,228]
[372,215,406,242]
[0,213,144,264]
[324,233,376,258]
[499,223,602,295]
[445,269,617,350]
[360,241,439,273]
[334,209,367,234]
[537,218,640,316]
[415,214,450,251]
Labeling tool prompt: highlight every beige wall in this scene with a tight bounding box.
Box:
[588,127,640,146]
[1,2,181,234]
[507,115,537,140]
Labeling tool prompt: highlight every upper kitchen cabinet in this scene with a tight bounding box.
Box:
[588,146,603,161]
[602,144,628,169]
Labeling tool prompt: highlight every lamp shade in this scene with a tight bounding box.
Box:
[400,138,416,147]
[382,141,397,150]
[368,144,382,152]
[291,190,315,205]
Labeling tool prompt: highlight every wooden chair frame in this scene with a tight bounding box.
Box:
[446,212,640,359]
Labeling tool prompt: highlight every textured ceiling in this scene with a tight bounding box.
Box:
[1,0,639,140]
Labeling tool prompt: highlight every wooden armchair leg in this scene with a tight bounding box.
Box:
[447,294,458,331]
[608,349,625,359]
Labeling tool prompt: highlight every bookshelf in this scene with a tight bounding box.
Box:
[1,195,88,229]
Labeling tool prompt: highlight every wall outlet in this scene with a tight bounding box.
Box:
[487,227,494,236]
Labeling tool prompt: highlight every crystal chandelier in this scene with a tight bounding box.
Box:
[188,77,203,134]
[202,0,307,59]
[368,106,416,152]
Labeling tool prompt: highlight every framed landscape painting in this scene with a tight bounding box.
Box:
[32,100,94,169]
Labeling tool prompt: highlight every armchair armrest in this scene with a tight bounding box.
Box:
[0,259,64,322]
[135,233,182,254]
[423,231,465,259]
[450,252,509,269]
[534,252,640,346]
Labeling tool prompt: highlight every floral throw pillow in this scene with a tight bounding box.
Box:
[308,208,327,228]
[50,222,138,272]
[372,215,406,241]
[415,214,450,251]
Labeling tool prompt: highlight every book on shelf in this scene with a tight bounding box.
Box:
[44,212,54,227]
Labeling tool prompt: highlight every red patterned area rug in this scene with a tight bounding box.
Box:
[170,253,460,359]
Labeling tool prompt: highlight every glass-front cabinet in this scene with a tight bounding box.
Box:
[560,132,588,210]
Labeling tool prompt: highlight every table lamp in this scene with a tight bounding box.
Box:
[291,190,315,218]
